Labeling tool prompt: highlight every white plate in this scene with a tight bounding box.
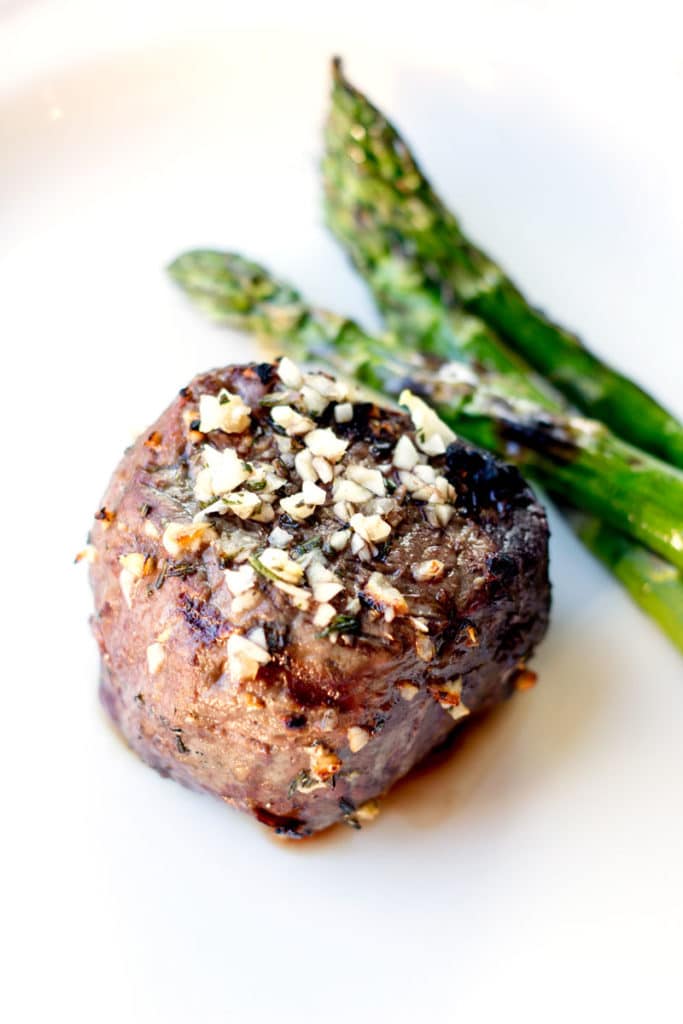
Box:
[3,4,682,1022]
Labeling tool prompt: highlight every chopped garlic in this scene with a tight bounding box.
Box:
[251,465,287,493]
[118,552,149,578]
[195,444,249,500]
[250,503,275,524]
[273,580,311,610]
[392,434,420,470]
[312,456,334,483]
[216,528,258,563]
[301,479,327,506]
[232,590,260,616]
[277,357,303,389]
[364,496,395,516]
[119,568,136,609]
[449,699,471,720]
[226,633,271,683]
[198,390,251,434]
[346,464,385,496]
[347,726,370,753]
[224,563,257,596]
[334,402,354,423]
[355,799,380,823]
[143,520,160,539]
[221,490,263,520]
[268,526,293,548]
[413,463,437,485]
[425,504,455,528]
[412,559,445,582]
[303,372,348,400]
[313,603,336,628]
[304,428,349,463]
[271,405,315,436]
[146,642,165,675]
[333,500,352,524]
[349,513,391,544]
[247,626,268,651]
[433,677,471,721]
[294,448,317,482]
[415,635,435,662]
[363,571,408,621]
[279,493,316,522]
[299,385,328,416]
[162,521,214,557]
[328,528,351,551]
[350,533,368,558]
[260,546,304,584]
[333,478,372,504]
[398,682,419,702]
[306,561,344,603]
[422,435,448,456]
[306,742,342,781]
[399,390,456,454]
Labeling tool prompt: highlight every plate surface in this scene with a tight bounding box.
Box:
[3,4,682,1022]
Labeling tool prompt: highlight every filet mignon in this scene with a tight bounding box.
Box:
[87,360,550,836]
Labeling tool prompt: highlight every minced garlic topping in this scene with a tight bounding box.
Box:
[162,521,215,557]
[226,632,271,683]
[198,389,252,434]
[161,360,465,647]
[399,390,456,455]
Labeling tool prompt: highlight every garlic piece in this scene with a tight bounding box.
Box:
[304,428,349,463]
[226,633,271,683]
[198,390,251,434]
[412,559,445,582]
[277,357,303,388]
[347,726,370,753]
[349,513,391,544]
[399,390,456,454]
[162,521,214,557]
[260,546,304,584]
[146,642,165,675]
[362,572,408,622]
[271,405,316,436]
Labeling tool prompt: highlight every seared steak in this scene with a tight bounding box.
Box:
[87,360,550,836]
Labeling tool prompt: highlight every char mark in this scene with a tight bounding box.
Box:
[446,444,532,514]
[498,418,578,464]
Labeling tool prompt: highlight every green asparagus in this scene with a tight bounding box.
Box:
[168,250,683,574]
[325,58,683,469]
[567,511,683,653]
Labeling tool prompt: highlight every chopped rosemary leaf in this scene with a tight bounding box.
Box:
[316,614,360,638]
[292,536,322,558]
[248,553,290,585]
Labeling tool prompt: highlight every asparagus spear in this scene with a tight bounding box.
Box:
[168,250,683,574]
[566,511,683,654]
[325,58,683,469]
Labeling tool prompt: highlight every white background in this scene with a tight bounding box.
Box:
[2,2,683,1022]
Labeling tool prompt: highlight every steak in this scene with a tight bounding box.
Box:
[87,360,550,836]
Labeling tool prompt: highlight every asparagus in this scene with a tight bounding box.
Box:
[325,59,683,469]
[168,250,683,574]
[566,511,683,654]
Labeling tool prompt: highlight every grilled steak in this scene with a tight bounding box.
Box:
[87,360,550,836]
